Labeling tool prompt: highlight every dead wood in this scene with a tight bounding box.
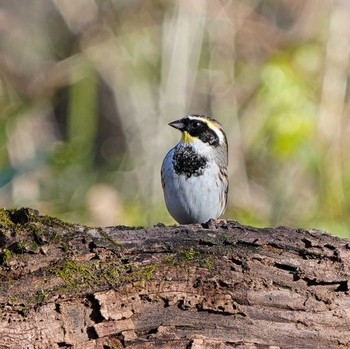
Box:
[0,208,349,349]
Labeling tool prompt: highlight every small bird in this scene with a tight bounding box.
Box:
[161,114,228,224]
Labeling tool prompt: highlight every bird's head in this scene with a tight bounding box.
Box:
[169,114,227,149]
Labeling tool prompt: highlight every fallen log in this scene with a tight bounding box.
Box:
[0,208,349,349]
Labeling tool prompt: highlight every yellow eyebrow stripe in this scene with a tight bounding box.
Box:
[204,119,220,130]
[189,116,220,131]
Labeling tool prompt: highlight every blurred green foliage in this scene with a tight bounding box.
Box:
[0,0,350,236]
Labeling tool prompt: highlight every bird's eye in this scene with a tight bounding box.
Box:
[192,121,201,129]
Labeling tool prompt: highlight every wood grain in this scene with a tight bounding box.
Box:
[0,208,349,348]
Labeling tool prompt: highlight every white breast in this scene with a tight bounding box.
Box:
[161,147,227,224]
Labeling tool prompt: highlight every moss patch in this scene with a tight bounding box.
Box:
[54,259,158,292]
[0,248,12,264]
[0,207,79,256]
[165,248,215,270]
[0,207,219,314]
[0,209,15,227]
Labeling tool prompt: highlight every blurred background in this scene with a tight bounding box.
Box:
[0,0,349,236]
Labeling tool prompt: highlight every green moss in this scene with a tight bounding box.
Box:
[0,248,12,264]
[202,258,214,270]
[127,264,157,282]
[10,241,29,254]
[55,260,99,289]
[40,213,76,230]
[164,248,215,271]
[4,289,52,314]
[0,209,14,227]
[54,258,158,292]
[60,242,72,253]
[178,248,200,261]
[8,295,20,305]
[0,208,84,263]
[100,266,122,285]
[140,265,157,279]
[26,222,45,244]
[35,290,48,304]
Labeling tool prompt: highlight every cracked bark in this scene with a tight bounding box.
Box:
[0,208,350,349]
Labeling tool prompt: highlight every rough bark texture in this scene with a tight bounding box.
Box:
[0,208,349,349]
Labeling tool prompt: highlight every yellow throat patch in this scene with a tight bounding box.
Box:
[181,131,194,144]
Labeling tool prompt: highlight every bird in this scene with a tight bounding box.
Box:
[161,114,228,224]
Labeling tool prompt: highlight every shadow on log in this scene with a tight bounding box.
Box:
[0,208,349,349]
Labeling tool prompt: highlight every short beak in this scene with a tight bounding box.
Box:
[168,119,185,130]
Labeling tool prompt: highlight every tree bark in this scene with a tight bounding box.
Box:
[0,208,349,349]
